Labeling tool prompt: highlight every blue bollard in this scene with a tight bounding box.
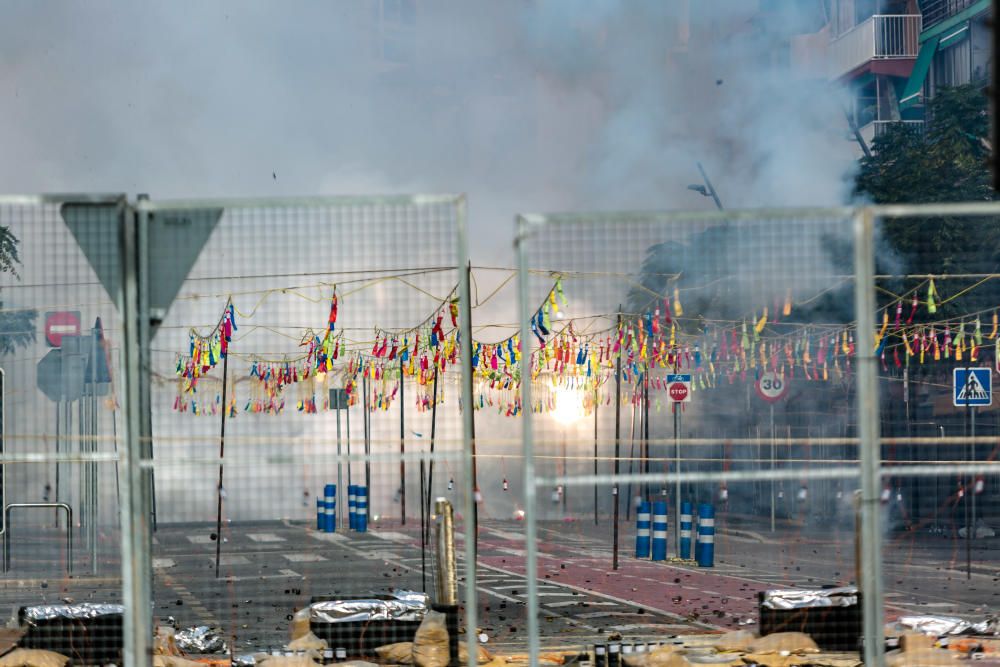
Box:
[323,484,336,532]
[316,497,324,531]
[697,503,715,567]
[348,485,357,530]
[651,500,668,561]
[635,501,651,558]
[679,501,693,559]
[356,486,368,533]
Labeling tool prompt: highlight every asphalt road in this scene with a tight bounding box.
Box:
[0,513,997,655]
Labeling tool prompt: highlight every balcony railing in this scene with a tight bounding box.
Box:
[829,15,922,78]
[859,120,926,149]
[921,0,980,30]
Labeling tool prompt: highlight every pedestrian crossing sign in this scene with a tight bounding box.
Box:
[953,367,992,407]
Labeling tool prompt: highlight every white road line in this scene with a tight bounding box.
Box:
[284,553,328,562]
[186,535,213,544]
[248,533,287,542]
[153,558,175,569]
[217,555,251,566]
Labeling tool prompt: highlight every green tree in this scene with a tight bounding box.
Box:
[855,84,999,316]
[0,225,36,355]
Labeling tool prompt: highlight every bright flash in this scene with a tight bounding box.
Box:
[553,388,585,425]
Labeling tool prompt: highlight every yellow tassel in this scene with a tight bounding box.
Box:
[783,290,792,317]
[673,286,683,317]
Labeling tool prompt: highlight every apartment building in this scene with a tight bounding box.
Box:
[900,0,992,111]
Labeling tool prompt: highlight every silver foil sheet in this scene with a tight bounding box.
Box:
[891,615,1000,637]
[310,590,429,624]
[760,587,858,610]
[22,603,125,622]
[175,625,229,654]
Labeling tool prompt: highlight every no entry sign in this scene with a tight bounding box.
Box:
[666,374,691,403]
[45,311,80,347]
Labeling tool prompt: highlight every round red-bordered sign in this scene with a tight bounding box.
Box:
[755,371,789,403]
[668,382,689,402]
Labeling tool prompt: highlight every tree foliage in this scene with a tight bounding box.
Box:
[0,225,36,355]
[855,84,999,317]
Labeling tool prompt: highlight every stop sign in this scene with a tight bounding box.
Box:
[45,311,80,347]
[665,374,691,403]
[668,382,689,402]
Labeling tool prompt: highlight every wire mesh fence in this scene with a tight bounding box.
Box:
[1,196,999,665]
[515,204,1000,665]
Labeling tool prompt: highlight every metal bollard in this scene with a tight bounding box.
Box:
[679,500,693,559]
[323,484,336,532]
[697,503,715,567]
[355,486,368,532]
[651,500,668,561]
[635,501,651,558]
[348,485,357,530]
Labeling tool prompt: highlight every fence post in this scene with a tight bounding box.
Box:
[122,200,153,665]
[854,207,885,666]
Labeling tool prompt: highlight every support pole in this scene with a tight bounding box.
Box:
[968,404,976,579]
[770,404,776,533]
[214,351,229,578]
[674,402,681,555]
[364,373,371,522]
[854,207,885,667]
[400,355,406,525]
[427,368,439,547]
[613,311,622,571]
[643,369,650,503]
[467,261,479,562]
[593,387,599,525]
[337,398,343,531]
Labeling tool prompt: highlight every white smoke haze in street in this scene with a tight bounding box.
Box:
[0,1,866,522]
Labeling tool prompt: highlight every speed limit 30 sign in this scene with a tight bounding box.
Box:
[756,371,789,403]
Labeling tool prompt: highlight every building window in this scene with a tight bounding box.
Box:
[931,38,972,94]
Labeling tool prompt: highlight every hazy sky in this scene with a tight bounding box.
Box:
[1,1,855,264]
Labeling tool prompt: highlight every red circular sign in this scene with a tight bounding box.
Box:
[668,382,689,402]
[45,311,81,347]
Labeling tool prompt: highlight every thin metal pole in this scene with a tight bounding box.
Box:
[674,402,681,554]
[364,373,371,522]
[337,403,343,531]
[770,404,776,533]
[55,401,61,528]
[468,261,479,563]
[346,395,352,521]
[696,161,724,210]
[854,207,885,667]
[593,387,599,525]
[962,360,973,577]
[625,396,637,521]
[516,215,540,667]
[613,311,622,571]
[400,355,406,526]
[214,352,229,578]
[643,370,650,502]
[420,457,427,592]
[427,368,438,547]
[457,199,478,667]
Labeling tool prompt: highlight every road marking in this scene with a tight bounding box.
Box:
[545,600,617,609]
[575,611,651,619]
[370,531,411,542]
[248,533,286,542]
[186,535,213,544]
[484,528,526,541]
[310,532,349,543]
[153,558,176,569]
[533,592,579,598]
[284,552,328,562]
[217,555,251,566]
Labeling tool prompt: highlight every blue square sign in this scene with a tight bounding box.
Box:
[953,367,992,407]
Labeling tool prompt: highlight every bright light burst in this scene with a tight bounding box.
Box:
[552,387,585,425]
